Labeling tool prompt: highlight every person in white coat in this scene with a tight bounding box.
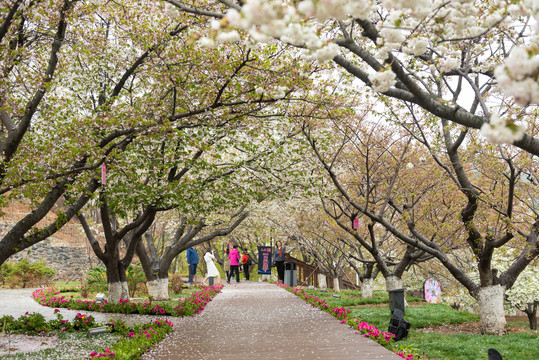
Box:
[202,248,221,285]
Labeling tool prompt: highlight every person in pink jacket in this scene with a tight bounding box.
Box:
[227,244,241,284]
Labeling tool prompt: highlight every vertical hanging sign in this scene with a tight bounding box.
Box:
[353,218,359,230]
[257,245,273,275]
[101,163,107,185]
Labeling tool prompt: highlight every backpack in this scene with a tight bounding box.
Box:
[242,254,250,265]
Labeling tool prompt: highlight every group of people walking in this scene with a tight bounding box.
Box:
[223,243,253,283]
[186,241,286,285]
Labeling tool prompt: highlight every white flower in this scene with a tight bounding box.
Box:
[405,37,429,56]
[313,43,340,63]
[438,57,460,72]
[255,87,265,95]
[377,44,393,61]
[480,114,525,145]
[216,30,241,43]
[495,47,539,104]
[211,19,221,30]
[272,86,288,99]
[406,162,414,169]
[380,28,405,44]
[382,0,432,16]
[225,9,247,28]
[347,0,376,20]
[198,37,216,49]
[164,3,179,18]
[249,29,270,43]
[368,70,396,93]
[504,47,539,81]
[297,0,315,17]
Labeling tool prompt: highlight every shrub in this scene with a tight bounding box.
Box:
[86,266,108,292]
[4,258,55,288]
[169,273,184,294]
[126,263,146,296]
[0,261,14,286]
[86,264,147,296]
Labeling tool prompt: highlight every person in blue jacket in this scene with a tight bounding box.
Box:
[186,247,199,286]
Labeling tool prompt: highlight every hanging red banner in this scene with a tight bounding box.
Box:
[101,163,106,185]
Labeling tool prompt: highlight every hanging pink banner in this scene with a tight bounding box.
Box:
[353,218,359,230]
[101,163,106,185]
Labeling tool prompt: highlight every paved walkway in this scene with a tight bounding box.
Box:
[0,283,401,359]
[0,288,158,326]
[142,281,401,360]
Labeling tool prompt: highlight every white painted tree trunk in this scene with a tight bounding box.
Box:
[361,278,373,298]
[478,285,507,335]
[146,278,170,301]
[333,277,340,292]
[261,274,270,282]
[318,274,327,289]
[385,276,402,291]
[108,281,129,303]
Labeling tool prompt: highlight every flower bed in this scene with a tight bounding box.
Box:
[0,311,173,360]
[275,283,437,360]
[11,284,223,359]
[0,311,99,335]
[89,319,174,359]
[32,284,223,317]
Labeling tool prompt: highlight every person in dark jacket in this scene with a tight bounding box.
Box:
[241,248,252,281]
[186,247,199,286]
[273,241,286,283]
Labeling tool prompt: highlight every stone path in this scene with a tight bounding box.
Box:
[142,281,401,360]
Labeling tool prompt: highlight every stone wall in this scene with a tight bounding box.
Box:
[1,216,102,282]
[11,240,100,281]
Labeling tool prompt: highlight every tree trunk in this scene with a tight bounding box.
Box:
[385,275,402,291]
[525,302,537,330]
[105,254,130,303]
[333,277,340,292]
[108,281,129,303]
[478,285,506,335]
[318,274,327,289]
[361,278,373,298]
[146,277,170,301]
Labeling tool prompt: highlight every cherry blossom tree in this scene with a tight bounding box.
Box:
[203,0,539,154]
[0,0,313,269]
[302,101,539,335]
[137,209,249,300]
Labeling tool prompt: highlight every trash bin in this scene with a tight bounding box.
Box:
[388,288,410,341]
[209,276,214,286]
[388,288,405,317]
[388,316,410,341]
[284,261,297,287]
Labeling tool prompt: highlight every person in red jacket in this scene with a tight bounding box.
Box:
[227,244,241,284]
[241,248,252,281]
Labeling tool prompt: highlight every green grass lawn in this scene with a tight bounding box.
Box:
[396,331,538,360]
[302,288,538,360]
[351,303,479,330]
